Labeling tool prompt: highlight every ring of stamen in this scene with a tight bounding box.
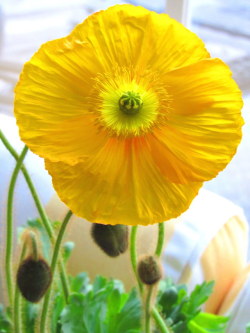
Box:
[88,67,171,137]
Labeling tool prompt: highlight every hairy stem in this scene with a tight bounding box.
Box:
[0,131,70,301]
[152,307,170,333]
[145,286,153,333]
[145,222,166,332]
[155,222,165,257]
[39,210,72,333]
[13,243,27,333]
[130,226,143,294]
[5,146,28,308]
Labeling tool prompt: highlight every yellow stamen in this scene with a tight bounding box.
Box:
[89,66,171,137]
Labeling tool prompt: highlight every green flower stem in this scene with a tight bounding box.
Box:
[0,131,70,302]
[40,210,72,333]
[5,145,28,308]
[155,222,165,257]
[13,243,27,333]
[130,226,143,294]
[145,285,153,333]
[30,231,39,261]
[0,131,54,240]
[145,222,165,332]
[59,262,70,301]
[152,306,170,333]
[130,222,166,331]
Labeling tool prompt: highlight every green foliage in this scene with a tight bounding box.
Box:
[21,301,39,333]
[0,274,230,333]
[0,305,11,333]
[157,280,229,333]
[51,293,65,333]
[246,322,250,333]
[0,228,229,333]
[183,281,215,319]
[70,272,90,294]
[60,275,141,333]
[0,273,141,333]
[188,313,229,333]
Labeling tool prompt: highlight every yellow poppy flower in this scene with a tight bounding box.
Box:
[14,5,243,225]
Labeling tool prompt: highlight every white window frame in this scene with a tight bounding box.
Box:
[165,0,190,25]
[0,1,190,113]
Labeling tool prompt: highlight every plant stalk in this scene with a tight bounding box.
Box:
[30,231,39,261]
[39,210,72,333]
[5,145,28,308]
[0,131,70,301]
[152,306,170,333]
[145,222,165,332]
[13,243,27,333]
[155,222,165,257]
[130,226,143,294]
[145,285,153,333]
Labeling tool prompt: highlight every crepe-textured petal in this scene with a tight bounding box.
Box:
[14,5,243,225]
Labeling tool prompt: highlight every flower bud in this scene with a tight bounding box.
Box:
[137,255,162,285]
[17,257,52,303]
[91,223,128,257]
[159,286,178,310]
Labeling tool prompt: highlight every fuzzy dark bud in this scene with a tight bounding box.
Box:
[91,223,128,257]
[17,257,52,303]
[137,255,162,285]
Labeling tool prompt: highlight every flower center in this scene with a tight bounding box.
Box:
[119,91,143,115]
[89,67,171,137]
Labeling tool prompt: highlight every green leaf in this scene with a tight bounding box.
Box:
[177,288,188,304]
[61,276,141,333]
[188,312,229,333]
[156,279,226,333]
[61,277,108,333]
[246,322,250,333]
[70,272,90,294]
[20,301,39,333]
[60,293,87,333]
[172,320,189,333]
[51,294,65,333]
[106,289,141,333]
[183,281,215,319]
[106,288,126,317]
[92,275,109,292]
[0,305,12,333]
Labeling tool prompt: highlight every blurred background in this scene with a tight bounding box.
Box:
[0,0,249,222]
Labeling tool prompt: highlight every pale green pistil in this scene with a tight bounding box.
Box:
[119,91,143,115]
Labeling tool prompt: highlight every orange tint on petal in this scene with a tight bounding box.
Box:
[45,137,202,225]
